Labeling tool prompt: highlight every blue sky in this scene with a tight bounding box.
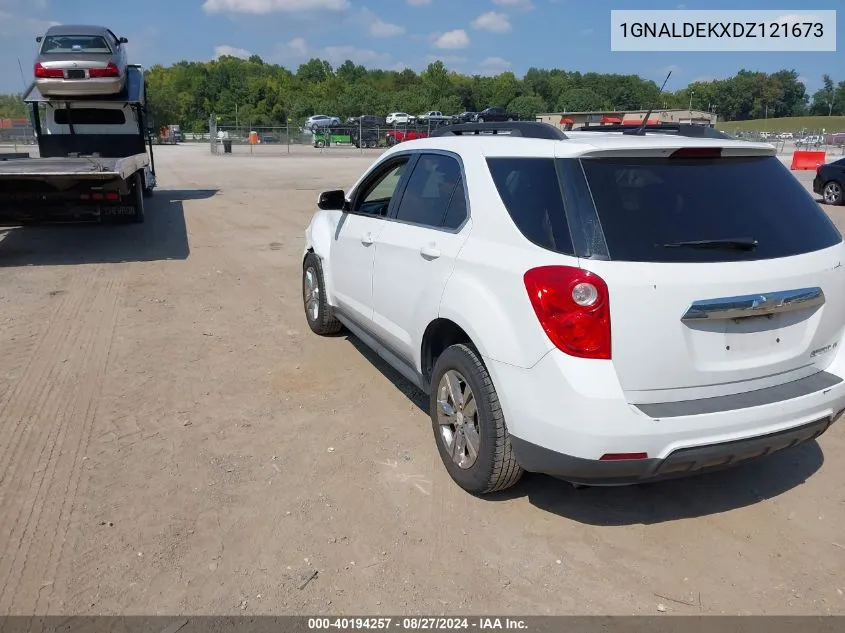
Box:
[0,0,841,96]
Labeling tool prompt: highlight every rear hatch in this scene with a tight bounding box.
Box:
[573,145,845,403]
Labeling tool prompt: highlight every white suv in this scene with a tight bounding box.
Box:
[302,121,845,494]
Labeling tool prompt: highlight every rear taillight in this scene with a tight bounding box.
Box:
[89,63,119,78]
[523,265,611,360]
[34,63,63,78]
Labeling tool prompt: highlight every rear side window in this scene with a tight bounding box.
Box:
[487,158,574,255]
[580,155,842,262]
[54,108,126,125]
[395,153,463,228]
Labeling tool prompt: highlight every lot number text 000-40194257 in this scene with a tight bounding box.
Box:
[610,9,837,52]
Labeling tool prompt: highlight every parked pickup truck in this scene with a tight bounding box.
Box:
[415,111,451,123]
[385,129,428,146]
[0,65,156,225]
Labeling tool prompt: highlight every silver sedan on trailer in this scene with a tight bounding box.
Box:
[34,24,129,97]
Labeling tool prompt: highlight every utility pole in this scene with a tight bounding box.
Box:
[688,90,694,111]
[235,104,239,133]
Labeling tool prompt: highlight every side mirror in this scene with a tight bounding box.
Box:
[36,36,43,43]
[317,189,347,211]
[119,37,129,44]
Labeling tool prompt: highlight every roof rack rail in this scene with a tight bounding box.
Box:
[578,123,732,140]
[430,121,568,140]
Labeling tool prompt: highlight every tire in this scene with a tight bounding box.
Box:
[302,252,342,335]
[507,117,514,122]
[315,139,325,148]
[142,173,154,198]
[130,171,145,224]
[429,344,524,495]
[477,117,485,123]
[823,181,843,206]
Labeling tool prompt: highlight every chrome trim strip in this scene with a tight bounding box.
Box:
[681,287,825,322]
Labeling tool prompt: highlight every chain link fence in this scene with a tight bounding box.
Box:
[0,124,37,152]
[726,130,845,156]
[207,117,459,156]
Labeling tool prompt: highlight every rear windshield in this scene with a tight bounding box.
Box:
[579,155,841,262]
[41,35,111,54]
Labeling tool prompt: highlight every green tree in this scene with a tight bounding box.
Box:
[507,95,548,120]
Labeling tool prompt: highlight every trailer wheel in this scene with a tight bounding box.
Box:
[131,172,145,224]
[315,139,325,148]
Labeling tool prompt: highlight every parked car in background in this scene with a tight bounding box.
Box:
[386,112,412,125]
[814,157,845,206]
[34,24,129,97]
[796,135,824,148]
[476,107,518,122]
[416,111,451,124]
[305,115,341,131]
[452,111,477,124]
[385,129,428,145]
[349,115,386,128]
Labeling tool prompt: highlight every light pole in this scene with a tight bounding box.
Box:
[688,90,694,110]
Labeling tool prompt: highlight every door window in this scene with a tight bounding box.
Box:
[394,153,463,228]
[354,158,409,216]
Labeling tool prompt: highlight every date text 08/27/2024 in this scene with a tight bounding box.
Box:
[307,618,528,630]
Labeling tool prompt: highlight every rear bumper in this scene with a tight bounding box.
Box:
[35,76,124,97]
[485,347,845,484]
[510,415,836,485]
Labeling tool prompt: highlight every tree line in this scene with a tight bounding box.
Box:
[1,57,843,131]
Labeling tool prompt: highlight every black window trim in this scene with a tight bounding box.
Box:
[348,152,416,218]
[386,149,471,234]
[554,157,606,259]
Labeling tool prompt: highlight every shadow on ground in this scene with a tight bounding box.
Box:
[0,189,217,267]
[343,332,826,525]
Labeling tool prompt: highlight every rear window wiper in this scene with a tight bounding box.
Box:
[661,237,758,250]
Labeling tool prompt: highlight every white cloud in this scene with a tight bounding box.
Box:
[0,10,59,36]
[426,54,467,65]
[492,0,534,10]
[203,0,349,14]
[214,44,251,59]
[369,16,405,38]
[432,29,470,49]
[478,56,512,75]
[274,37,391,67]
[797,75,808,85]
[279,36,309,56]
[471,11,511,33]
[659,64,682,74]
[407,0,431,5]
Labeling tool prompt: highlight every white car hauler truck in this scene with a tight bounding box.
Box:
[0,64,156,224]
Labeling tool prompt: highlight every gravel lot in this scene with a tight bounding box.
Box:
[0,143,843,616]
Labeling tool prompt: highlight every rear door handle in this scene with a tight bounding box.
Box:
[420,244,441,259]
[361,232,374,246]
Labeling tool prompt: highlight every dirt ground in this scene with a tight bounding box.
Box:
[0,143,843,617]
